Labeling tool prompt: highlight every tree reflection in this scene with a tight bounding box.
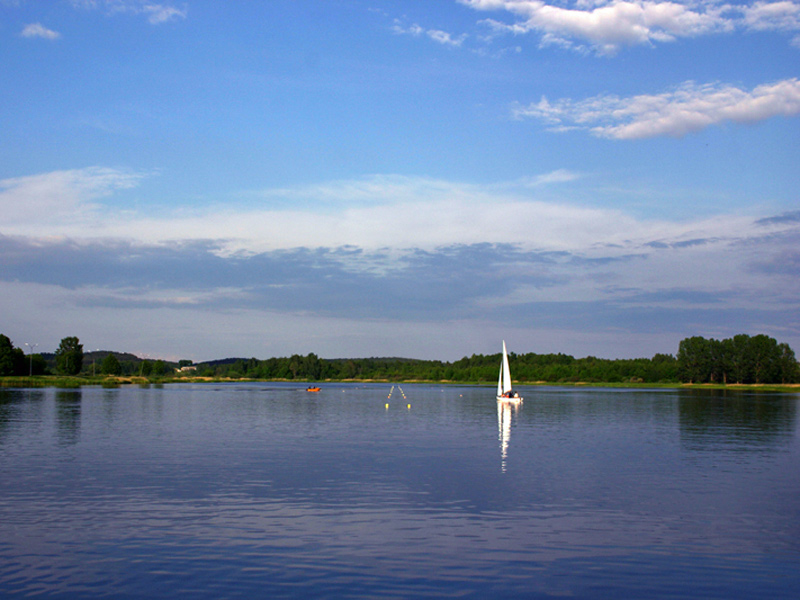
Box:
[0,390,16,443]
[678,390,797,450]
[55,389,82,446]
[0,389,46,443]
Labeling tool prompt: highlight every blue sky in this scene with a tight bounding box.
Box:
[1,0,798,362]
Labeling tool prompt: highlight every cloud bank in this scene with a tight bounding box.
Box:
[515,78,800,138]
[0,167,751,256]
[1,167,797,359]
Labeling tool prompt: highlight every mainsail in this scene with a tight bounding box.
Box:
[497,340,513,396]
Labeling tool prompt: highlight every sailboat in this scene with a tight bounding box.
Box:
[496,340,522,402]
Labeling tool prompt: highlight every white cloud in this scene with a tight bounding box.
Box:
[526,168,583,186]
[739,0,800,32]
[142,3,188,24]
[20,23,61,40]
[515,78,800,138]
[460,0,732,53]
[459,0,800,53]
[427,28,468,46]
[109,177,657,255]
[0,167,145,226]
[393,19,467,46]
[0,169,778,264]
[70,0,187,24]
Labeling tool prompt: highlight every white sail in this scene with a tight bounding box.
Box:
[501,340,512,395]
[497,354,504,396]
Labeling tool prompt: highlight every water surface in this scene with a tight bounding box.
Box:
[1,383,798,598]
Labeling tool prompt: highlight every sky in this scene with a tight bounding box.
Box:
[1,0,798,362]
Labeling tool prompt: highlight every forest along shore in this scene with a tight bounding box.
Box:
[1,333,798,386]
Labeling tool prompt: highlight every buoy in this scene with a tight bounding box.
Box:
[385,403,389,409]
[407,404,411,409]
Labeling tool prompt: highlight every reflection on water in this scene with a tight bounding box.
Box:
[497,399,520,473]
[0,390,16,440]
[0,383,797,599]
[55,389,82,446]
[679,389,797,450]
[0,389,46,445]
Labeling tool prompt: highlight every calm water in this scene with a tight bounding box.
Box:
[1,383,799,599]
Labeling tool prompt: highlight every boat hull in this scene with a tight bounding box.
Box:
[496,394,522,402]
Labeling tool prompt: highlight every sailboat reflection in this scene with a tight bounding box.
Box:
[497,399,520,473]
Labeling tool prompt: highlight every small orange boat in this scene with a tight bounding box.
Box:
[306,386,320,392]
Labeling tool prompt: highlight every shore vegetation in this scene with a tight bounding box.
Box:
[1,333,797,389]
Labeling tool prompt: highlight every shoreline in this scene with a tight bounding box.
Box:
[2,376,799,393]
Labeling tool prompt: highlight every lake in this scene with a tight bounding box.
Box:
[1,383,799,598]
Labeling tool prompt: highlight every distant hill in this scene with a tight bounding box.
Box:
[42,350,156,362]
[196,357,426,367]
[83,350,143,362]
[39,350,177,374]
[328,357,426,363]
[195,357,249,368]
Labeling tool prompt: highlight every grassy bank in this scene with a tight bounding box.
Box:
[0,375,153,388]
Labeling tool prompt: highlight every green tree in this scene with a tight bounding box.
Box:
[302,353,322,380]
[27,354,48,376]
[777,343,799,384]
[0,334,26,375]
[151,360,167,376]
[728,334,752,383]
[706,338,727,383]
[288,354,301,379]
[55,336,83,375]
[649,353,678,382]
[101,353,122,375]
[677,333,797,384]
[748,334,781,384]
[677,336,712,383]
[0,334,16,375]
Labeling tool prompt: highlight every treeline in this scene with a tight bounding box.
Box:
[2,333,797,384]
[192,335,797,384]
[0,335,178,377]
[677,334,798,384]
[195,355,434,381]
[193,351,682,383]
[72,351,178,377]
